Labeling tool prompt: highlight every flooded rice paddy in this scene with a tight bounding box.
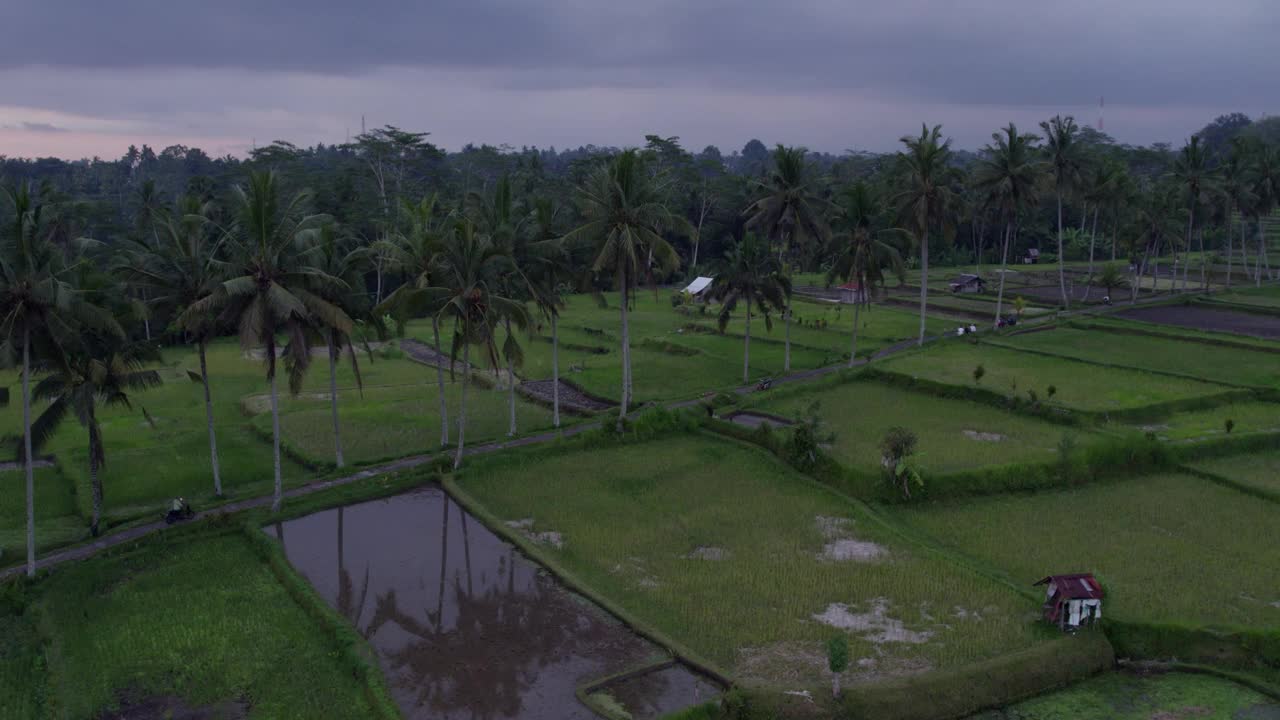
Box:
[269,486,718,719]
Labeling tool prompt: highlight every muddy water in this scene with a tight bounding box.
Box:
[270,487,708,719]
[603,665,722,720]
[726,411,794,429]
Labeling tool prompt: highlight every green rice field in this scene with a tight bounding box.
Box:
[1189,449,1280,497]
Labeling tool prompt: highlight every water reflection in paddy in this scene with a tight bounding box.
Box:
[269,486,714,719]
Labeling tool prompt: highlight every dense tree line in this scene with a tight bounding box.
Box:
[2,112,1279,577]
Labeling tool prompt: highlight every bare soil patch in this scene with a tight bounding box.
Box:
[814,516,888,562]
[519,378,616,413]
[725,411,794,430]
[682,546,730,561]
[1116,305,1280,339]
[399,338,471,370]
[812,598,933,644]
[505,517,565,548]
[962,430,1006,442]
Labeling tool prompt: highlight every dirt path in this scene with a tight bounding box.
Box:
[2,329,945,580]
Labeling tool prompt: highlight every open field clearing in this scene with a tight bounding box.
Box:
[969,670,1278,720]
[749,380,1085,475]
[1211,285,1280,310]
[1189,449,1280,497]
[455,434,1047,694]
[1115,304,1280,339]
[0,467,83,563]
[0,534,378,719]
[1068,317,1280,352]
[253,381,559,466]
[992,326,1280,388]
[895,473,1280,628]
[877,342,1234,412]
[1122,399,1280,440]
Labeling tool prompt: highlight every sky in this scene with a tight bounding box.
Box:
[0,1,1274,160]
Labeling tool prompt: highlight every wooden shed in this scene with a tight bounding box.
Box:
[1035,573,1104,630]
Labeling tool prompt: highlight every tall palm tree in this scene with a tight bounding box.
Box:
[562,150,684,430]
[183,170,352,512]
[301,222,370,468]
[1171,136,1216,292]
[1039,115,1086,309]
[1250,142,1280,286]
[893,124,957,344]
[826,183,904,365]
[25,337,161,536]
[707,233,789,383]
[380,194,453,447]
[0,181,119,575]
[744,145,829,371]
[120,194,228,495]
[1130,183,1181,303]
[526,198,574,429]
[1081,162,1120,299]
[972,123,1045,324]
[1219,139,1255,287]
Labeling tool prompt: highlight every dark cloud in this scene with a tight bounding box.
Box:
[3,121,69,133]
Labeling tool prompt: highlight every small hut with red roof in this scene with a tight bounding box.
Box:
[1034,573,1104,630]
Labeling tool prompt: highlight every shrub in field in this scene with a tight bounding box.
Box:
[786,401,834,472]
[973,364,986,384]
[880,426,923,499]
[1047,384,1057,400]
[828,634,850,698]
[1225,418,1235,434]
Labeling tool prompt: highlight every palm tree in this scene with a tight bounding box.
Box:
[744,145,830,371]
[893,124,957,344]
[972,123,1044,324]
[1171,136,1216,292]
[562,150,684,430]
[707,234,789,383]
[25,337,161,536]
[1131,183,1181,302]
[1081,162,1120,299]
[1091,263,1129,299]
[1219,139,1255,287]
[380,193,453,447]
[826,183,904,365]
[0,181,119,575]
[526,198,574,429]
[1039,115,1086,309]
[1249,142,1280,286]
[301,222,371,468]
[183,170,352,512]
[120,194,228,495]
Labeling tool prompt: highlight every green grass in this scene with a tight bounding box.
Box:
[1069,317,1280,352]
[2,533,377,719]
[972,670,1275,720]
[1189,449,1280,497]
[456,434,1046,694]
[1118,400,1280,441]
[1212,284,1280,310]
[0,467,84,563]
[993,327,1280,388]
[878,342,1234,412]
[257,380,558,465]
[750,380,1087,475]
[895,474,1280,628]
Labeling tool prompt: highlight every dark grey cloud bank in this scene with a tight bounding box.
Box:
[0,1,1274,157]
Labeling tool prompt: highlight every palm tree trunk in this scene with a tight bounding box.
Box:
[783,302,791,373]
[849,301,862,368]
[742,306,751,383]
[1226,209,1234,288]
[269,362,284,513]
[374,257,384,305]
[1182,206,1193,292]
[505,319,516,438]
[454,341,471,470]
[198,340,223,496]
[432,317,449,447]
[1056,193,1069,308]
[994,223,1012,324]
[1257,218,1265,288]
[89,426,102,537]
[22,325,35,578]
[918,230,929,346]
[618,283,631,432]
[1084,207,1099,301]
[833,673,841,700]
[1199,226,1207,290]
[551,314,561,429]
[327,334,344,468]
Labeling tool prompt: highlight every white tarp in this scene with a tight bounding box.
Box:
[682,276,714,295]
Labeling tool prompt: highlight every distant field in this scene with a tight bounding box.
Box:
[992,326,1280,388]
[1189,450,1280,497]
[1211,284,1280,310]
[1119,399,1280,441]
[0,535,378,719]
[970,670,1276,720]
[456,435,1045,693]
[877,342,1234,412]
[749,380,1084,475]
[896,474,1280,628]
[1070,317,1280,352]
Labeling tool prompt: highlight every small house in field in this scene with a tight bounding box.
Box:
[1035,573,1103,630]
[838,281,868,304]
[1022,248,1041,265]
[948,274,986,294]
[681,276,715,302]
